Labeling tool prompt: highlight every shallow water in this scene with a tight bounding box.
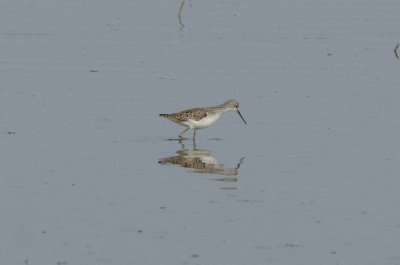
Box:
[1,0,400,264]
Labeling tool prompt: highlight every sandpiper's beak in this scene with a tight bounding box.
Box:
[237,109,247,124]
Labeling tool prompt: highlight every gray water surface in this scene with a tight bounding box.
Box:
[1,0,400,264]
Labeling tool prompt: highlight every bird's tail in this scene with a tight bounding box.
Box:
[159,114,169,118]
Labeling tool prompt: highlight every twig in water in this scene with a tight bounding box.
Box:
[178,0,185,30]
[395,43,399,59]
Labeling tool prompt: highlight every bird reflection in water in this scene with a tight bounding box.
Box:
[159,139,245,183]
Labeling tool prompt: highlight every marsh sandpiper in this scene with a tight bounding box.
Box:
[159,99,246,139]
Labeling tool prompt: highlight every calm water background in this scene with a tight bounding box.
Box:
[1,0,400,264]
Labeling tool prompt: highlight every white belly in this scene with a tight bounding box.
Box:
[186,114,222,129]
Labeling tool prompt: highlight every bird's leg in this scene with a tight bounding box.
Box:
[178,138,185,149]
[193,129,197,140]
[192,136,197,150]
[178,127,189,139]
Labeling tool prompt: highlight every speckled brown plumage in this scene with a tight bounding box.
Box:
[159,107,209,122]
